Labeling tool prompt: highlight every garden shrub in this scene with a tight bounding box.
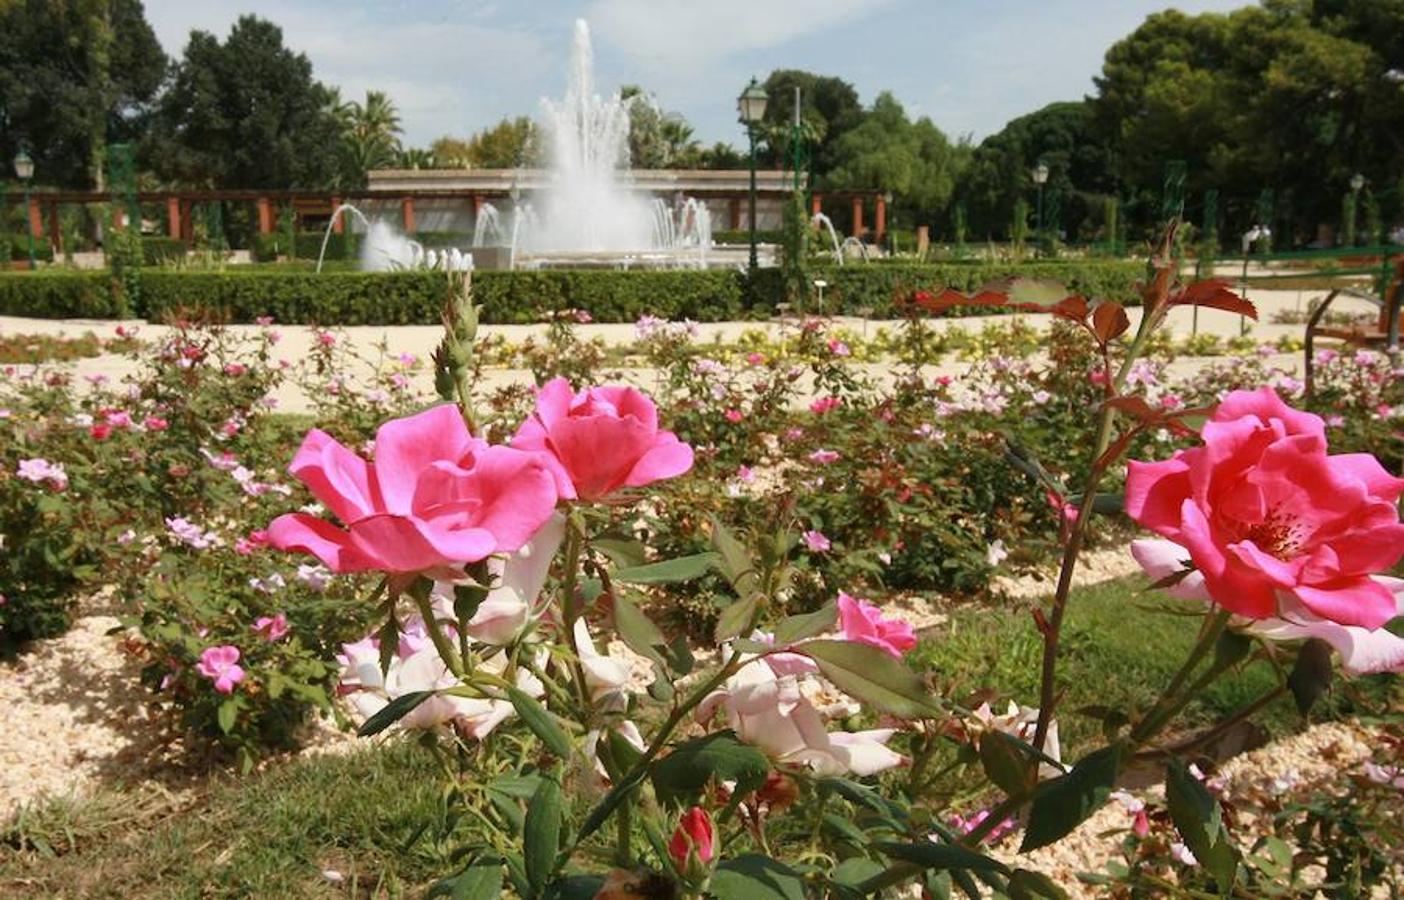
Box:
[0,259,1143,324]
[141,236,187,265]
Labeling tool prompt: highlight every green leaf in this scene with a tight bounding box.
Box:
[1021,745,1123,852]
[710,854,806,900]
[507,687,572,759]
[1008,868,1069,900]
[612,591,671,673]
[770,601,838,645]
[357,690,435,737]
[714,593,761,642]
[1166,760,1238,890]
[710,516,760,596]
[979,731,1038,799]
[1287,638,1333,715]
[1213,630,1253,670]
[523,776,563,897]
[612,552,718,584]
[543,875,607,900]
[591,536,648,568]
[797,640,939,719]
[217,698,239,735]
[650,731,769,807]
[428,860,504,900]
[872,840,1009,874]
[831,856,885,889]
[453,583,489,624]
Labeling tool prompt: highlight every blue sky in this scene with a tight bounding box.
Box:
[142,0,1250,148]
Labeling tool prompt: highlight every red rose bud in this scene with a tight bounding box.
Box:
[668,806,714,869]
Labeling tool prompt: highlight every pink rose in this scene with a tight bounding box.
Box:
[838,592,916,657]
[196,645,245,694]
[802,530,831,552]
[252,613,290,642]
[1127,388,1404,628]
[269,404,558,579]
[511,378,693,500]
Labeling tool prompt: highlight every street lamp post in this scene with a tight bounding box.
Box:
[1031,161,1049,257]
[1349,173,1365,247]
[14,150,36,270]
[738,78,768,272]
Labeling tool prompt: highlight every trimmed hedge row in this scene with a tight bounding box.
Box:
[0,260,1144,324]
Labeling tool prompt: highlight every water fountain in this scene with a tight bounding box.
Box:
[812,213,844,265]
[472,203,505,247]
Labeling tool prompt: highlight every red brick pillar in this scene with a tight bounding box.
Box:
[874,194,887,247]
[256,197,274,234]
[402,198,416,234]
[28,197,44,240]
[47,202,62,254]
[330,196,343,234]
[473,194,484,215]
[167,197,182,239]
[811,193,822,216]
[851,196,864,240]
[180,201,194,243]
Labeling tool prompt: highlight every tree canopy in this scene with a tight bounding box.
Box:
[145,15,344,189]
[0,0,167,188]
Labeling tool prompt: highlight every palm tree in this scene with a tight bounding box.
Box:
[336,90,404,187]
[397,147,437,170]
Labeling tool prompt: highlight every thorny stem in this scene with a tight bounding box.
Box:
[1130,608,1232,743]
[411,583,463,678]
[1032,294,1162,751]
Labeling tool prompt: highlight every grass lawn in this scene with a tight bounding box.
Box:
[2,575,1393,897]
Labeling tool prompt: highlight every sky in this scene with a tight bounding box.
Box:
[141,0,1251,149]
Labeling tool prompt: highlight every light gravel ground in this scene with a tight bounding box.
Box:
[0,286,1382,414]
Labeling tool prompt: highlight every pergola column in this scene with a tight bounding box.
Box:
[874,194,887,246]
[256,197,274,234]
[167,197,182,239]
[811,194,823,216]
[328,196,342,234]
[28,197,44,240]
[851,196,864,240]
[47,202,61,255]
[729,197,742,230]
[473,194,484,215]
[401,197,417,233]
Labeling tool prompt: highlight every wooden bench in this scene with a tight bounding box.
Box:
[1304,257,1403,398]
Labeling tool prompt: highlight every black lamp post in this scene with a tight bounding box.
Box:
[1031,160,1049,256]
[14,150,35,270]
[738,78,768,272]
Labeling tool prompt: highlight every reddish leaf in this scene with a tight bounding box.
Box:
[1104,395,1161,423]
[1091,302,1130,343]
[1170,281,1258,320]
[910,286,1010,314]
[1048,295,1091,323]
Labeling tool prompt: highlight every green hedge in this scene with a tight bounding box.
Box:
[252,231,479,262]
[712,229,784,245]
[141,237,187,265]
[0,260,1143,324]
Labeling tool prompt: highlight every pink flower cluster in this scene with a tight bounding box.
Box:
[16,457,68,490]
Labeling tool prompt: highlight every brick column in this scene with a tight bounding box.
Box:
[330,196,343,234]
[256,197,274,234]
[180,201,194,243]
[851,196,864,240]
[874,194,887,247]
[47,202,62,255]
[167,197,182,239]
[401,197,417,234]
[811,194,823,216]
[28,197,44,239]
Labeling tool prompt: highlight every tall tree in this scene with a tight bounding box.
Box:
[147,15,343,189]
[336,90,403,186]
[824,92,963,230]
[0,0,166,188]
[431,117,538,169]
[757,70,864,177]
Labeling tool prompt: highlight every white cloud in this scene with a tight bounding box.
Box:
[585,0,899,65]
